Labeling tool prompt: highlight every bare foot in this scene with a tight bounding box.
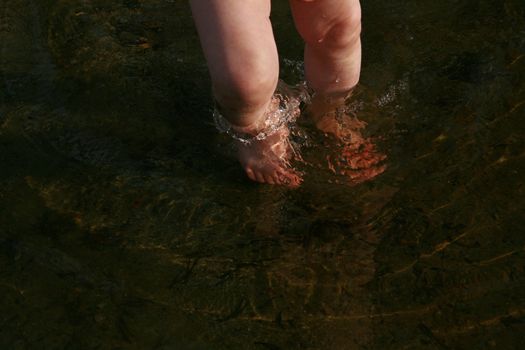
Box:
[309,93,387,184]
[237,127,302,187]
[223,92,304,187]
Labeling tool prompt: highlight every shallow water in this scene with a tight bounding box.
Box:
[1,0,524,349]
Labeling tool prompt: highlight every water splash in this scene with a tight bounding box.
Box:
[213,80,386,186]
[213,80,310,145]
[375,77,409,107]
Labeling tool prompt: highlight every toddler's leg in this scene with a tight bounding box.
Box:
[190,0,278,128]
[289,0,361,104]
[190,0,301,186]
[290,1,385,184]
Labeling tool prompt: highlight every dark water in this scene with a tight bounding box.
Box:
[1,0,524,349]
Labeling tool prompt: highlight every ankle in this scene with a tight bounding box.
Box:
[307,88,354,122]
[214,96,285,144]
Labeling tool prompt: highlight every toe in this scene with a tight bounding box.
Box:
[271,171,282,185]
[277,172,293,187]
[245,167,257,182]
[278,169,303,188]
[255,172,266,183]
[264,174,276,185]
[288,173,303,188]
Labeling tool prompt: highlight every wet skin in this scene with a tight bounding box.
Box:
[190,0,362,186]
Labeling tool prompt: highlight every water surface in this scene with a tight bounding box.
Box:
[1,0,524,349]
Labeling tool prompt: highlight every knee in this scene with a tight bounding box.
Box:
[325,10,361,50]
[303,7,361,51]
[213,68,277,114]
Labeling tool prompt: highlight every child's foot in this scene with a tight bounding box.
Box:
[237,127,302,187]
[219,91,304,187]
[308,94,387,184]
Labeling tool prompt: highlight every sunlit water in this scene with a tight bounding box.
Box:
[1,0,524,349]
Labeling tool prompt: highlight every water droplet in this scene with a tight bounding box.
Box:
[335,77,341,83]
[317,37,324,43]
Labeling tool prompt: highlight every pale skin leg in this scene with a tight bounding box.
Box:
[292,0,386,184]
[190,0,301,186]
[190,0,363,186]
[289,0,362,124]
[189,0,277,128]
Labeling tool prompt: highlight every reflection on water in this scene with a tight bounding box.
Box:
[1,0,524,349]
